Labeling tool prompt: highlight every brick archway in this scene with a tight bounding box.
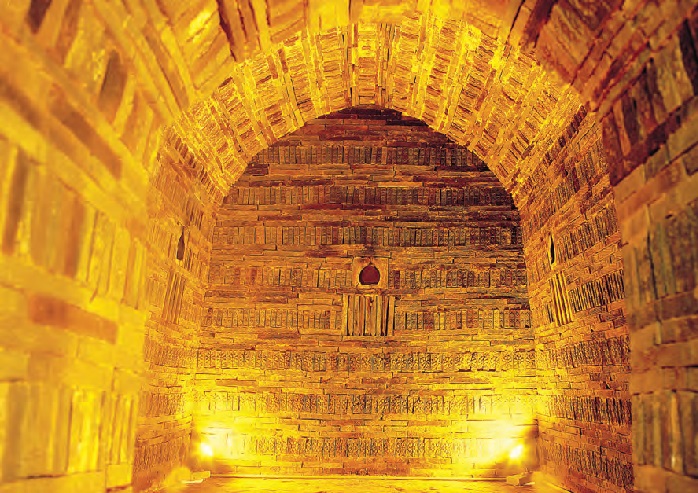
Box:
[0,2,696,493]
[164,17,582,203]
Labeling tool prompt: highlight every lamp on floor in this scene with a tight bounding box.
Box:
[180,433,213,485]
[506,442,533,486]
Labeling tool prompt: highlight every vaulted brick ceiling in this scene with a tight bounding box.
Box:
[158,0,585,204]
[2,1,697,493]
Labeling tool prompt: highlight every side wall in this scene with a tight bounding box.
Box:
[0,3,225,492]
[598,7,698,493]
[517,114,631,492]
[195,109,537,477]
[133,133,216,490]
[528,1,698,491]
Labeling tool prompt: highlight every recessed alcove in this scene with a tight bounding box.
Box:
[196,107,535,478]
[359,264,380,285]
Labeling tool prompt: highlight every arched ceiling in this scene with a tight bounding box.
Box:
[156,0,587,204]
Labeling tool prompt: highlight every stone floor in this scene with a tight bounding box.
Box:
[179,477,558,493]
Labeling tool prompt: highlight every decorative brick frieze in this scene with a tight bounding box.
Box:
[546,395,631,427]
[196,348,537,373]
[540,440,633,489]
[394,307,531,331]
[140,391,187,418]
[248,145,488,169]
[214,224,521,249]
[143,338,198,369]
[568,271,625,314]
[195,434,533,461]
[388,266,527,290]
[133,433,189,475]
[225,184,512,208]
[198,390,536,417]
[537,336,630,370]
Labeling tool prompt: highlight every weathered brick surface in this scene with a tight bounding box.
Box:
[592,6,698,493]
[197,108,536,477]
[1,1,697,493]
[517,114,631,493]
[0,3,218,492]
[133,138,216,491]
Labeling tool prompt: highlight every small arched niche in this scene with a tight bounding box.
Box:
[359,264,381,285]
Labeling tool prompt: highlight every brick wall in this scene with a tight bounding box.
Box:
[0,3,223,492]
[600,7,698,493]
[132,131,218,490]
[196,108,536,477]
[525,1,698,492]
[516,112,631,492]
[1,1,697,493]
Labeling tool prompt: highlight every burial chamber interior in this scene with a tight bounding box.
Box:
[1,2,698,493]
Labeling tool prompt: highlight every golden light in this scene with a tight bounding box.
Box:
[509,444,524,461]
[200,442,214,458]
[447,416,535,478]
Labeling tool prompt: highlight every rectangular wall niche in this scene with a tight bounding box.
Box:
[342,294,395,336]
[549,272,574,326]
